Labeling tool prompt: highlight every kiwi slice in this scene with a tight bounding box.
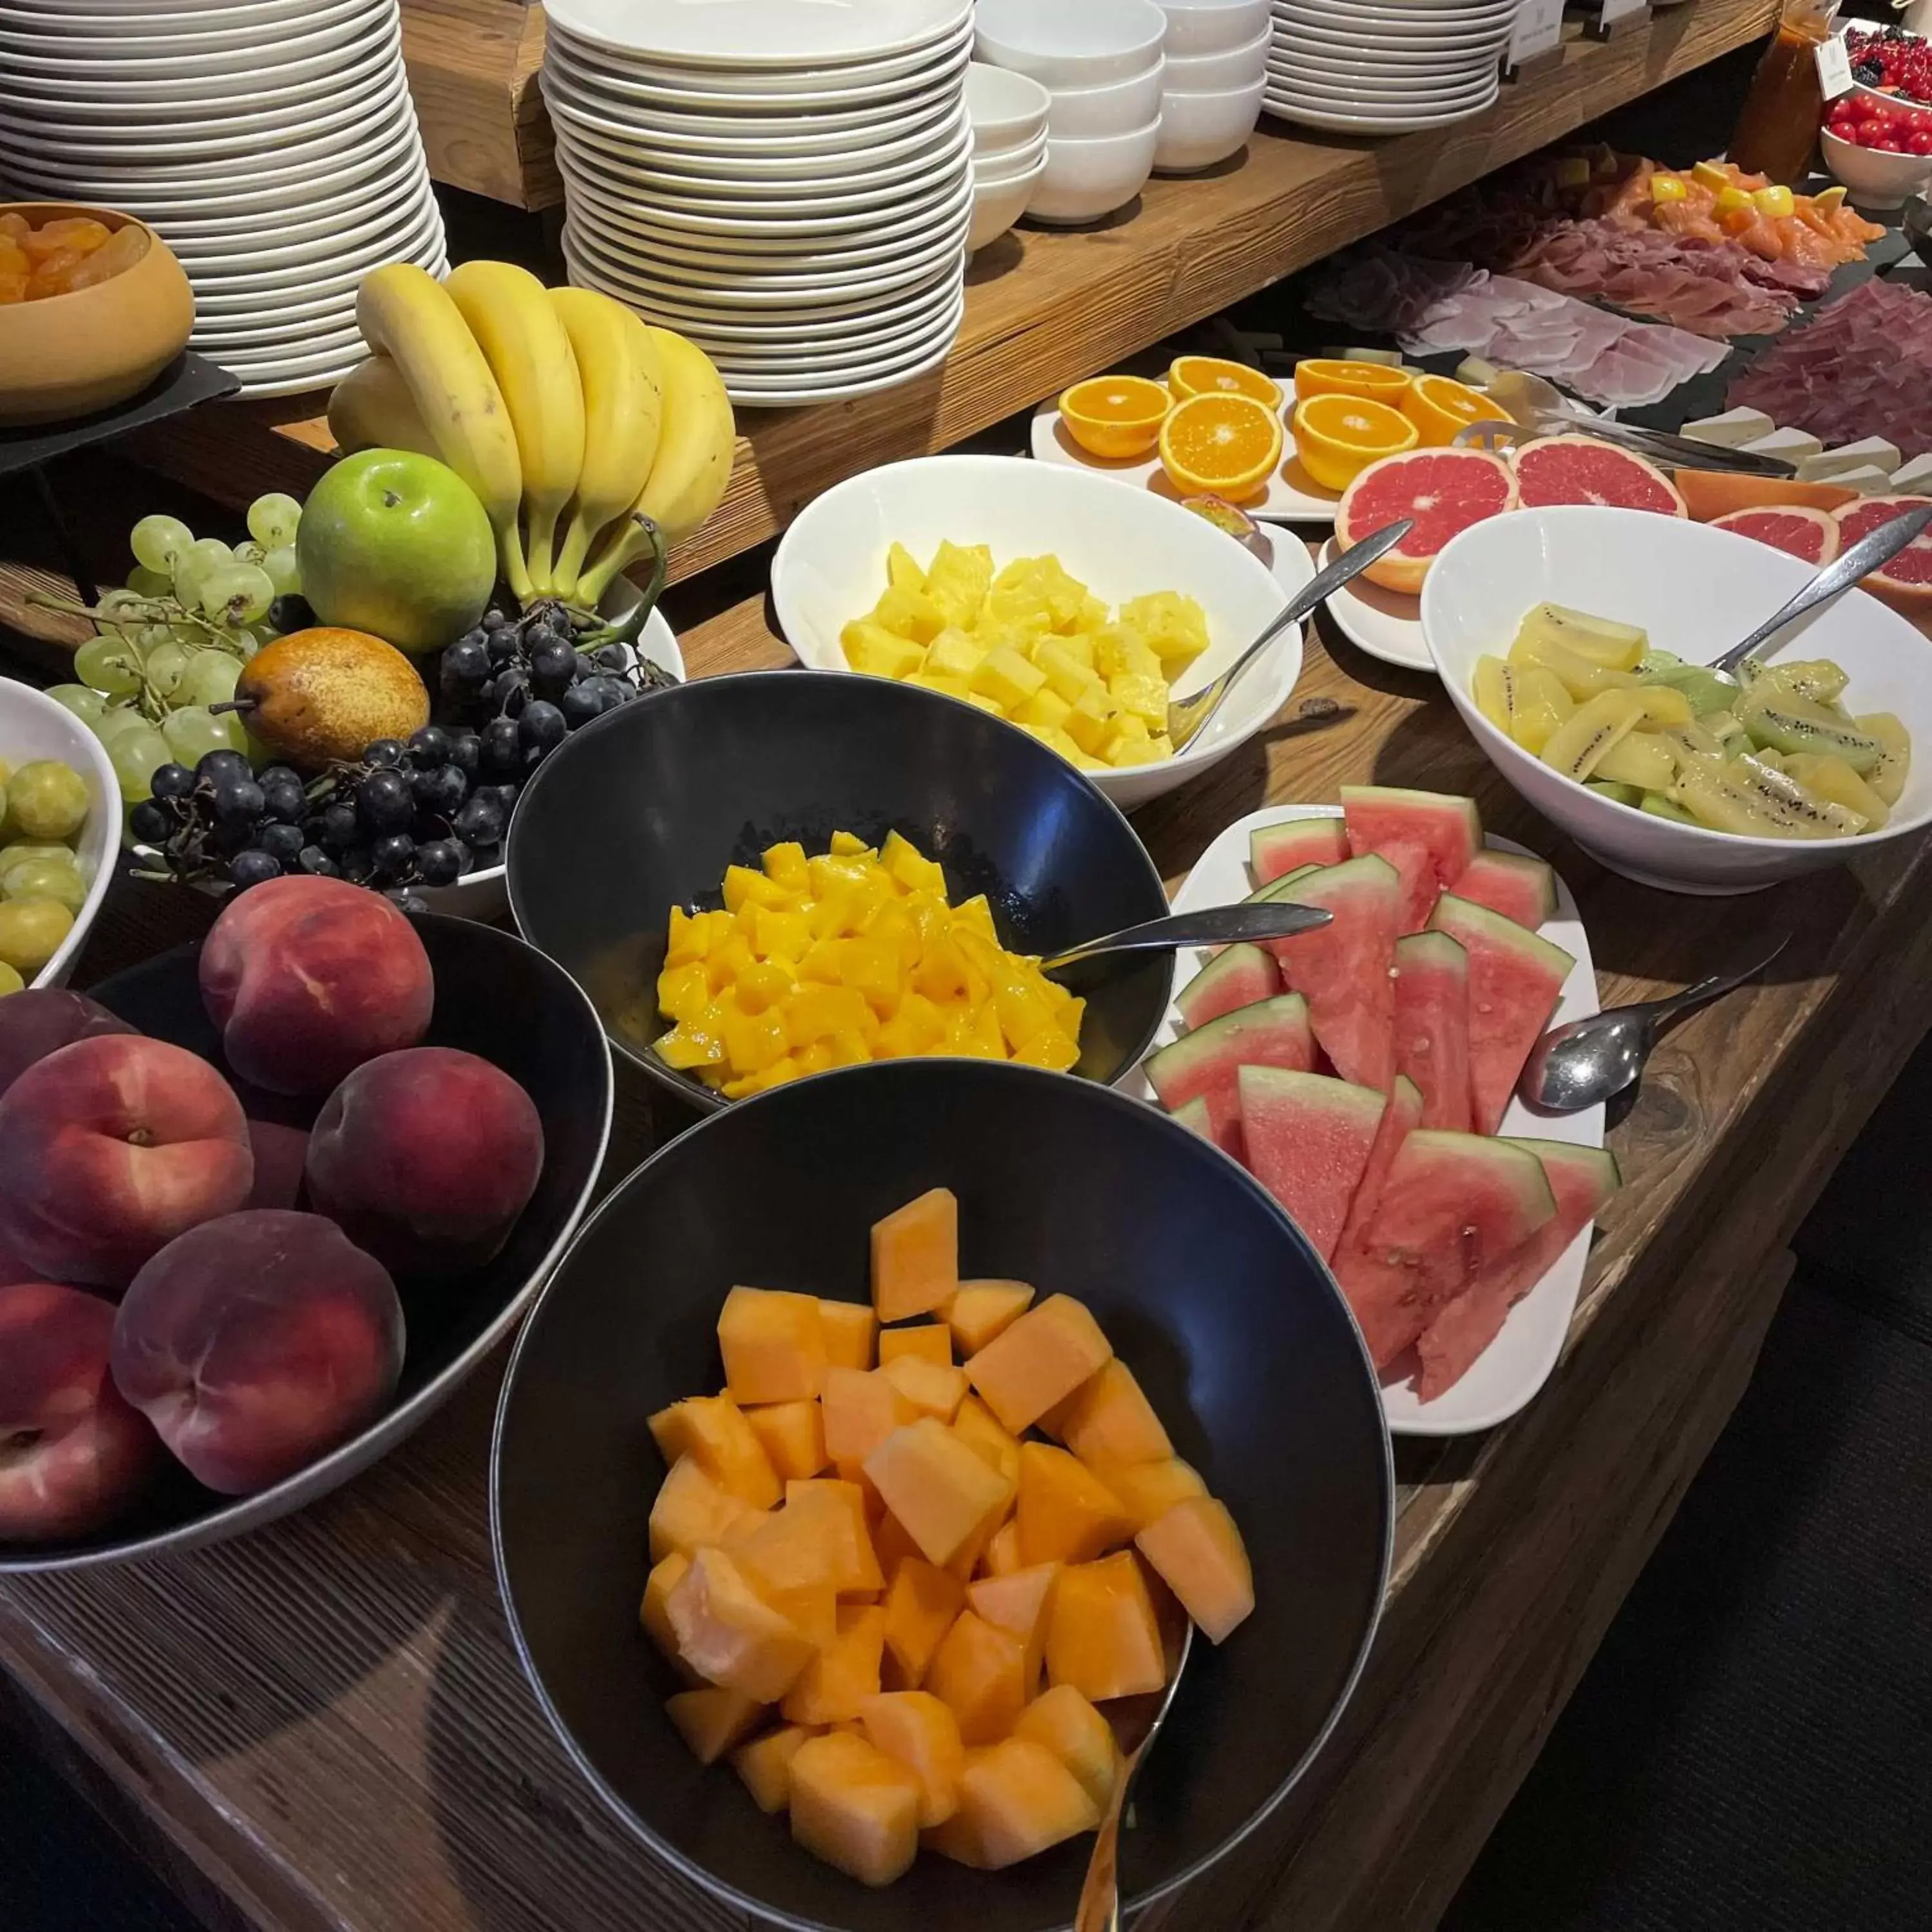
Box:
[1586,779,1644,806]
[1640,791,1698,824]
[1671,752,1866,840]
[1783,752,1890,831]
[1736,685,1884,774]
[1643,661,1740,717]
[1593,730,1678,792]
[1857,712,1911,808]
[1515,602,1648,672]
[1743,658,1849,706]
[1510,629,1642,703]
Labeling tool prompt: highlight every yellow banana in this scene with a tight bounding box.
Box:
[547,287,663,605]
[355,263,531,601]
[444,260,585,600]
[326,353,439,460]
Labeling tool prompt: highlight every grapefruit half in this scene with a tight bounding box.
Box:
[1673,468,1858,522]
[1833,495,1932,615]
[1334,447,1518,596]
[1711,504,1841,564]
[1511,435,1687,516]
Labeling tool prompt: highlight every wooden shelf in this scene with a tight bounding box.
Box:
[126,0,1777,585]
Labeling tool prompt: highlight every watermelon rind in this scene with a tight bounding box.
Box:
[1341,784,1484,933]
[1143,992,1314,1157]
[1449,849,1557,930]
[1265,853,1402,1093]
[1511,434,1687,517]
[1237,1067,1388,1264]
[1175,942,1280,1032]
[1171,1095,1215,1142]
[1249,817,1350,886]
[1392,929,1471,1133]
[1243,864,1320,905]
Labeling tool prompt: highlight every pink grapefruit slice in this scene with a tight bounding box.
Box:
[1832,495,1932,616]
[1510,435,1687,517]
[1711,504,1841,564]
[1334,447,1518,596]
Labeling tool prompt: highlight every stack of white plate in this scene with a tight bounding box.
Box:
[1264,0,1514,136]
[543,0,974,410]
[0,0,444,398]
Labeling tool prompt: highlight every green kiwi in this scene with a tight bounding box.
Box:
[1735,685,1884,774]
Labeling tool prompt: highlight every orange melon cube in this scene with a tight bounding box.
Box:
[878,1324,953,1367]
[981,1519,1024,1577]
[873,1508,922,1586]
[649,1455,755,1562]
[1012,1685,1120,1812]
[944,1280,1036,1355]
[938,1738,1101,1869]
[858,1690,966,1826]
[1045,1551,1166,1703]
[1135,1496,1255,1643]
[822,1367,916,1468]
[782,1604,887,1725]
[788,1731,922,1886]
[965,1294,1113,1434]
[882,1557,964,1689]
[951,1394,1021,1481]
[924,1609,1027,1746]
[667,1548,817,1702]
[1087,1455,1209,1532]
[864,1418,1013,1569]
[648,1394,782,1508]
[666,1685,766,1765]
[871,1187,959,1322]
[639,1551,699,1679]
[719,1287,828,1404]
[819,1298,878,1371]
[732,1723,815,1814]
[721,1498,839,1596]
[966,1562,1059,1692]
[744,1399,828,1482]
[880,1354,969,1423]
[1016,1442,1134,1567]
[784,1479,885,1596]
[1046,1359,1173,1468]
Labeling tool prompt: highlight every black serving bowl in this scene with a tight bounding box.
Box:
[503,671,1173,1112]
[0,914,612,1576]
[492,1057,1392,1932]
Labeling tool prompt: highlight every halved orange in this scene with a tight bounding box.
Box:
[1401,373,1495,447]
[1168,355,1283,410]
[1058,373,1172,460]
[1159,393,1285,502]
[1291,393,1418,494]
[1292,357,1414,405]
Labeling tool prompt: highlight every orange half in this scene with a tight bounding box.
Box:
[1159,393,1285,502]
[1292,357,1414,405]
[1401,373,1495,447]
[1059,374,1171,459]
[1291,393,1417,494]
[1168,355,1284,410]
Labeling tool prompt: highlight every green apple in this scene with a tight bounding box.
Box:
[295,448,495,656]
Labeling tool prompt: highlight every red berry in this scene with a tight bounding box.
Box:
[1858,117,1893,144]
[1909,128,1932,154]
[1875,135,1906,152]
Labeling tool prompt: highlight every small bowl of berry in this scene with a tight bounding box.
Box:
[1821,109,1932,210]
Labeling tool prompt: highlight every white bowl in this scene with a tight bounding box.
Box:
[965,60,1052,152]
[1820,126,1932,211]
[975,128,1048,183]
[0,679,119,989]
[1162,28,1269,90]
[1159,0,1271,55]
[1027,118,1160,225]
[1046,57,1166,139]
[1421,506,1932,894]
[969,150,1047,251]
[976,0,1168,89]
[771,454,1302,811]
[1154,73,1265,171]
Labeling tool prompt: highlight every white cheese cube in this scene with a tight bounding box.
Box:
[1683,407,1774,448]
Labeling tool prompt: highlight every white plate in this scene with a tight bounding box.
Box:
[1267,63,1499,105]
[0,0,375,44]
[1314,536,1431,672]
[1126,802,1604,1435]
[0,14,390,85]
[543,0,969,69]
[556,18,976,98]
[549,109,964,185]
[1262,86,1497,133]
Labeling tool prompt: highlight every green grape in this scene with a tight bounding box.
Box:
[108,726,170,804]
[97,588,148,625]
[161,706,245,766]
[172,537,232,608]
[144,640,189,699]
[72,634,143,697]
[0,898,73,975]
[130,513,193,576]
[126,565,173,600]
[198,563,274,627]
[234,540,265,567]
[1,858,86,916]
[167,620,206,648]
[0,962,21,997]
[247,493,303,551]
[46,684,107,723]
[180,650,242,708]
[0,842,78,877]
[134,621,175,652]
[91,704,149,746]
[261,545,302,598]
[6,761,90,842]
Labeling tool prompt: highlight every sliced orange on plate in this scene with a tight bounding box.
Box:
[1168,355,1283,410]
[1401,373,1495,447]
[1291,393,1418,494]
[1058,374,1172,460]
[1292,357,1413,405]
[1159,392,1285,502]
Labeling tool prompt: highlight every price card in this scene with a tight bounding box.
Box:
[1816,35,1855,101]
[1598,0,1649,24]
[1509,0,1564,64]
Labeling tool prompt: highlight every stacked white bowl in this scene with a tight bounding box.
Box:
[1153,0,1271,173]
[542,0,974,410]
[1264,0,1515,137]
[965,62,1050,254]
[975,0,1168,227]
[0,0,444,397]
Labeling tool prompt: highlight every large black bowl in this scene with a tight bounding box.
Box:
[0,914,612,1576]
[504,671,1173,1112]
[492,1058,1392,1932]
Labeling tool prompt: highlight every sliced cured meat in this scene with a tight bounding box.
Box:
[1511,436,1687,517]
[1711,505,1841,564]
[1334,448,1519,596]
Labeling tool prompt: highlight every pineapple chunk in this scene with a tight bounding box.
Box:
[874,585,948,645]
[1094,625,1163,683]
[923,542,994,627]
[1119,591,1210,664]
[1012,688,1074,733]
[1108,673,1170,732]
[842,621,925,681]
[1034,640,1103,706]
[970,647,1047,714]
[886,542,926,593]
[925,628,984,684]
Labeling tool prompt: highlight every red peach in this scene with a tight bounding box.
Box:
[0,1282,163,1543]
[111,1210,404,1496]
[305,1046,543,1277]
[199,875,433,1097]
[0,1036,254,1290]
[0,988,136,1099]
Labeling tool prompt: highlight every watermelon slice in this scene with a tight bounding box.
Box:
[1264,855,1401,1094]
[1249,817,1349,886]
[1448,849,1556,930]
[1142,993,1313,1159]
[1175,943,1280,1031]
[1511,435,1687,517]
[1392,932,1471,1133]
[1413,1139,1619,1399]
[1426,893,1576,1136]
[1332,1072,1422,1270]
[1340,786,1484,934]
[1171,1095,1214,1142]
[1332,1131,1557,1370]
[1237,1068,1387,1263]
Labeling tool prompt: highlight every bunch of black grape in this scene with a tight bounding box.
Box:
[437,597,673,732]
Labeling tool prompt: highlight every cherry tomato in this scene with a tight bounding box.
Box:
[1857,116,1893,145]
[1873,135,1907,152]
[1909,127,1932,155]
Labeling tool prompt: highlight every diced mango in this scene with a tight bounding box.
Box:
[1046,1551,1166,1703]
[667,1686,766,1765]
[1089,1455,1209,1531]
[782,1603,887,1725]
[842,620,927,681]
[871,1187,959,1321]
[965,1294,1113,1434]
[925,1609,1028,1745]
[718,1287,828,1405]
[650,1456,755,1563]
[880,829,947,896]
[881,1557,965,1689]
[864,1419,1014,1569]
[1045,1359,1173,1468]
[784,1478,887,1596]
[819,1298,877,1371]
[858,1690,966,1828]
[788,1732,922,1887]
[649,1394,782,1510]
[880,1354,969,1424]
[1135,1495,1255,1643]
[640,1551,698,1678]
[943,1281,1036,1355]
[667,1548,818,1702]
[744,1400,828,1482]
[878,1324,953,1368]
[822,1367,917,1468]
[1016,1443,1134,1567]
[926,1739,1101,1869]
[1012,1685,1120,1813]
[965,1562,1059,1692]
[732,1723,815,1814]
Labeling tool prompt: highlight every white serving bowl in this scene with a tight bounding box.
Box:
[969,149,1046,250]
[1155,73,1265,171]
[1027,118,1160,224]
[1046,57,1166,139]
[1820,126,1932,210]
[1160,0,1271,55]
[1162,27,1269,90]
[976,128,1048,182]
[1421,506,1932,894]
[771,454,1302,811]
[976,0,1168,89]
[965,59,1052,152]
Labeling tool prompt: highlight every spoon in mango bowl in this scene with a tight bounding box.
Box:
[1040,902,1331,974]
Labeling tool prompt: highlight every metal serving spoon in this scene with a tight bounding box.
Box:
[1040,902,1331,974]
[1519,931,1790,1113]
[1166,518,1414,752]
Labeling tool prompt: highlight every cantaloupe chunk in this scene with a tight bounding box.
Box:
[788,1731,922,1886]
[1135,1495,1255,1643]
[720,1496,839,1596]
[864,1419,1013,1569]
[932,1739,1101,1869]
[744,1399,828,1482]
[784,1479,886,1596]
[871,1186,960,1323]
[882,1557,964,1689]
[732,1723,815,1814]
[1046,1551,1166,1703]
[965,1294,1113,1433]
[1016,1442,1134,1567]
[878,1324,953,1367]
[966,1562,1059,1692]
[1086,1455,1208,1532]
[1045,1359,1173,1467]
[981,1519,1024,1577]
[873,1508,922,1584]
[924,1609,1028,1745]
[667,1548,818,1702]
[648,1394,782,1508]
[1012,1685,1120,1812]
[819,1298,878,1371]
[719,1287,828,1404]
[944,1280,1036,1355]
[880,1354,969,1423]
[951,1394,1022,1491]
[822,1367,916,1468]
[782,1604,887,1725]
[858,1691,966,1826]
[667,1685,766,1765]
[639,1551,700,1679]
[650,1455,755,1562]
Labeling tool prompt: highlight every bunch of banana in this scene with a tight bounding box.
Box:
[334,261,737,608]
